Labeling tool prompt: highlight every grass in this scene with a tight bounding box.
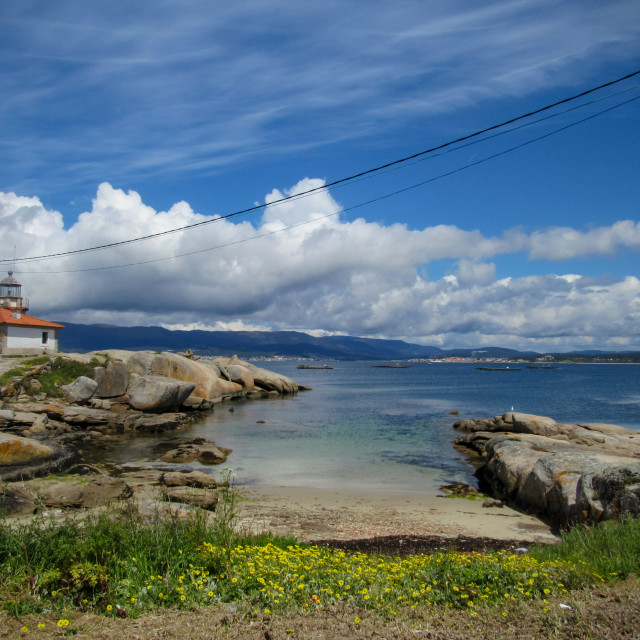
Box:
[1,473,638,632]
[530,516,640,580]
[35,357,96,397]
[0,356,51,386]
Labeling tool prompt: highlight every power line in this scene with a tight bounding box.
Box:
[3,68,640,266]
[19,91,640,275]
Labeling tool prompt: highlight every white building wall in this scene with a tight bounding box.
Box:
[4,325,58,354]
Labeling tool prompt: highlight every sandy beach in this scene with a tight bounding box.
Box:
[235,484,559,545]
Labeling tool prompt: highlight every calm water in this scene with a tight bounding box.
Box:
[95,362,640,494]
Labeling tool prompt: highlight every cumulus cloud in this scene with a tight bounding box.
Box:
[1,180,640,351]
[529,221,640,260]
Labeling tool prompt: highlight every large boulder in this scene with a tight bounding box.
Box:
[0,432,76,480]
[457,414,640,526]
[127,352,243,400]
[93,360,129,398]
[38,476,133,509]
[61,376,98,404]
[0,485,36,516]
[161,470,217,488]
[127,374,196,413]
[225,364,255,389]
[242,364,299,394]
[507,412,561,437]
[163,486,218,510]
[214,355,299,395]
[577,464,640,522]
[0,432,58,466]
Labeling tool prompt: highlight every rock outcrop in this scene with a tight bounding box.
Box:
[0,431,77,481]
[94,360,129,398]
[454,412,640,526]
[159,437,232,465]
[38,475,133,509]
[0,350,305,485]
[61,376,99,404]
[127,374,196,413]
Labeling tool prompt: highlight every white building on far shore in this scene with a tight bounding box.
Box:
[0,272,64,355]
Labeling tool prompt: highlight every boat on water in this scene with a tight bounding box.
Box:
[297,365,334,369]
[475,366,521,371]
[372,364,411,368]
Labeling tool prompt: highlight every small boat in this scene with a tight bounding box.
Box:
[297,365,333,369]
[371,364,411,368]
[475,366,521,371]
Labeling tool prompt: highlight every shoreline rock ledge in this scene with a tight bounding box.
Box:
[454,412,640,527]
[0,350,306,483]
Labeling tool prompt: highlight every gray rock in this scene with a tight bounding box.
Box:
[225,364,254,389]
[577,464,640,522]
[160,437,232,465]
[440,483,480,497]
[462,415,640,526]
[0,432,76,481]
[0,486,36,516]
[163,486,218,510]
[40,476,133,509]
[161,470,217,488]
[0,432,58,466]
[242,362,299,395]
[12,411,40,425]
[94,360,129,398]
[61,376,98,404]
[62,405,127,426]
[124,413,187,432]
[127,374,196,413]
[0,408,15,422]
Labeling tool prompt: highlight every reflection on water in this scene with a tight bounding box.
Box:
[83,362,640,494]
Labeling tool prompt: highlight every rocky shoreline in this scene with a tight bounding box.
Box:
[2,352,639,536]
[0,350,306,516]
[453,411,640,527]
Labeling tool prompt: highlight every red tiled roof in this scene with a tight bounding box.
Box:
[0,308,65,329]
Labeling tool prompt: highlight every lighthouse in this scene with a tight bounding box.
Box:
[0,272,64,355]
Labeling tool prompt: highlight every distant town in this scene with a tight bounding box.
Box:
[250,353,640,364]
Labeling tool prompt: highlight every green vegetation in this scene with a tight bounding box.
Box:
[0,355,51,386]
[530,516,640,581]
[35,357,95,397]
[2,467,639,629]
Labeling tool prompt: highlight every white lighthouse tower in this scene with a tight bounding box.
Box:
[0,272,64,355]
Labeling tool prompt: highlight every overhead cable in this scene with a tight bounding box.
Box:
[19,92,640,275]
[3,68,640,266]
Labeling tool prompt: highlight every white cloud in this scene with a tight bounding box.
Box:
[529,221,640,260]
[2,180,639,351]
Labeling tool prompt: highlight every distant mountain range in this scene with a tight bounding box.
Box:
[57,322,537,360]
[56,322,640,362]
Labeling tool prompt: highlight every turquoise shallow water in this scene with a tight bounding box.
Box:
[95,362,640,494]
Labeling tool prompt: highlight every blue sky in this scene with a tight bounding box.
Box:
[1,0,640,351]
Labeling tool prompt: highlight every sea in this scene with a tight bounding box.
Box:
[92,362,640,495]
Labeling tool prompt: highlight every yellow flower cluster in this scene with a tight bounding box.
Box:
[197,543,593,614]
